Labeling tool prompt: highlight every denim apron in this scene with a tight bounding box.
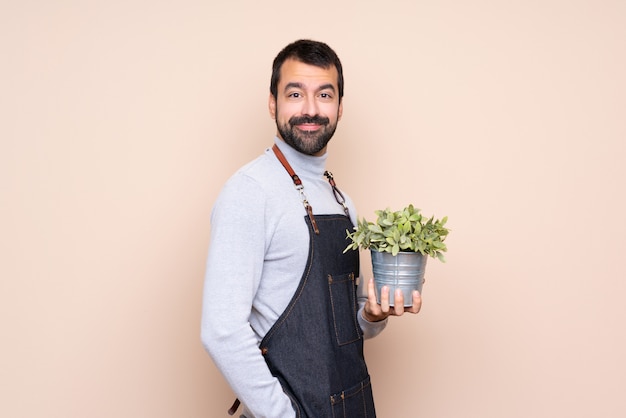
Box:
[259,213,376,417]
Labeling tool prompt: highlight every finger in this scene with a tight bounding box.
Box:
[364,279,381,318]
[367,278,378,305]
[409,290,422,314]
[394,289,405,316]
[379,285,390,313]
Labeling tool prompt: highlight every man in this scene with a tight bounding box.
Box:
[201,39,421,418]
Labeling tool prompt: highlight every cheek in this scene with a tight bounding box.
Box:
[322,103,341,121]
[276,102,298,121]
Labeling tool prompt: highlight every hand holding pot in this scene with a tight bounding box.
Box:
[362,278,422,322]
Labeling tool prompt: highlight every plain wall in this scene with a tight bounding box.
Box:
[2,1,625,417]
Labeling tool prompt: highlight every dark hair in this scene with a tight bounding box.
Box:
[270,39,344,102]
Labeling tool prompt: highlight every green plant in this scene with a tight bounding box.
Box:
[345,204,449,261]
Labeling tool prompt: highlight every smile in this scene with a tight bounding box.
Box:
[295,124,322,132]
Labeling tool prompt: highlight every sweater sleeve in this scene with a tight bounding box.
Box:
[200,173,296,418]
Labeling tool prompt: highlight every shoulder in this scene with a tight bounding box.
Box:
[218,154,278,198]
[212,151,297,219]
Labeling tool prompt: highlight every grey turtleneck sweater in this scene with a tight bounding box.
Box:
[201,138,387,418]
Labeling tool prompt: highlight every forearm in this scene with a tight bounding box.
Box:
[201,320,295,417]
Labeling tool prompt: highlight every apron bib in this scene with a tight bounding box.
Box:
[260,213,376,418]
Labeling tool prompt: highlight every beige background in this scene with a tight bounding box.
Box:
[2,0,625,417]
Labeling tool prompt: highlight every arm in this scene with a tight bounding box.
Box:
[200,175,296,418]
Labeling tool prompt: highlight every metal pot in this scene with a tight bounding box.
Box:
[371,250,427,307]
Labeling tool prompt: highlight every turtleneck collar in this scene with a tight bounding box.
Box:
[273,136,328,179]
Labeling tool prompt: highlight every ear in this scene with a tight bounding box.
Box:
[337,101,343,121]
[268,93,276,119]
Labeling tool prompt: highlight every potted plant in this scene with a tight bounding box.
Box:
[344,204,449,306]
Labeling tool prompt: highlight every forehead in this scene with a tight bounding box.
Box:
[278,58,339,90]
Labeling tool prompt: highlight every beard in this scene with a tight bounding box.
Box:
[276,113,338,155]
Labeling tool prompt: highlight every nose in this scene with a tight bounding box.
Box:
[301,95,319,116]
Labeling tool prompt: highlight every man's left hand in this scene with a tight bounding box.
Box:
[362,278,422,322]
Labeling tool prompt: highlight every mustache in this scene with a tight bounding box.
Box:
[289,115,330,126]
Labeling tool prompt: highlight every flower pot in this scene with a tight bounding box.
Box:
[371,250,427,307]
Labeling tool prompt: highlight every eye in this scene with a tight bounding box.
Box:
[288,92,302,98]
[319,92,333,100]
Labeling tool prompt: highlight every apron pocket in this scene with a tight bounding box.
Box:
[328,272,361,346]
[330,375,375,418]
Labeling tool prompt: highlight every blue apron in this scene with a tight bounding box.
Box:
[259,213,376,417]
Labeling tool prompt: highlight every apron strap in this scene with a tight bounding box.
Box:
[227,398,241,415]
[271,144,351,234]
[272,144,320,234]
[323,170,349,217]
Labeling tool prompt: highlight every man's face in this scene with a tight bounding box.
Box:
[269,58,343,156]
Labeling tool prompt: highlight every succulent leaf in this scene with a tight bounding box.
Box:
[344,205,450,262]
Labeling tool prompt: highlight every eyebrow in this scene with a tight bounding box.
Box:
[284,82,336,93]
